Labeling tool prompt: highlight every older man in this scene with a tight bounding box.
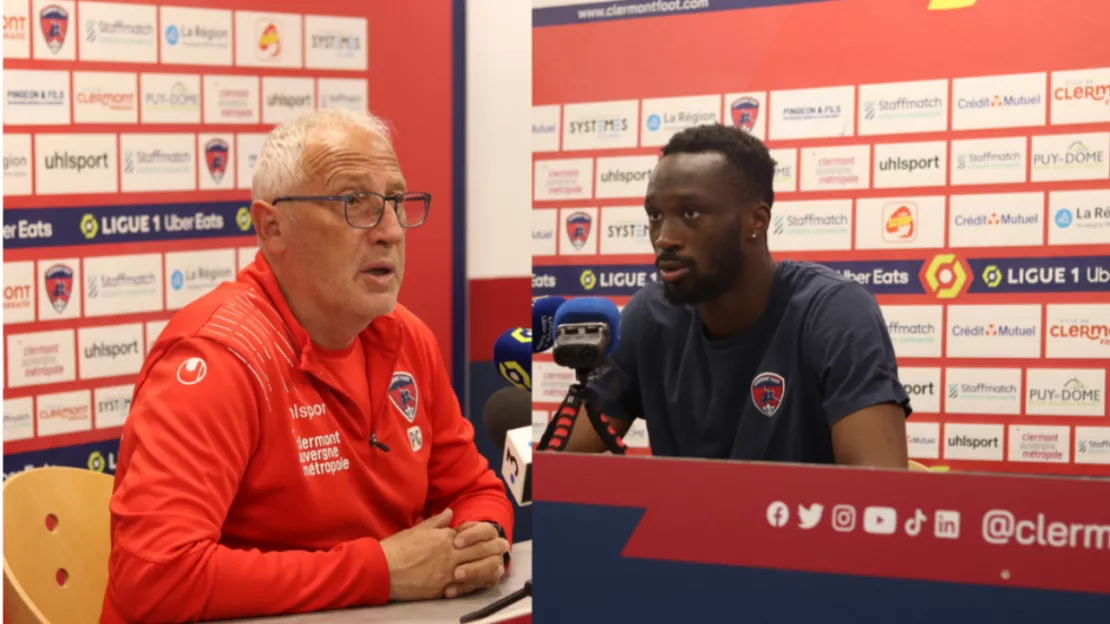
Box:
[101,109,513,623]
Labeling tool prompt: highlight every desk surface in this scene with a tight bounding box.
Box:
[211,541,531,624]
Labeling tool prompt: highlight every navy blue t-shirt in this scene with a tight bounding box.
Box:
[592,260,912,464]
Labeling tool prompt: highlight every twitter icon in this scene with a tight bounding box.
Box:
[798,503,824,529]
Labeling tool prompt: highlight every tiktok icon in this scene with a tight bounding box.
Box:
[905,509,928,536]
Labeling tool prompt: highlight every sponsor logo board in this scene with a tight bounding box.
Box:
[769,85,854,140]
[7,329,76,388]
[858,79,948,136]
[950,136,1027,186]
[4,261,36,324]
[120,133,196,192]
[140,73,201,124]
[948,192,1043,248]
[4,69,69,125]
[640,94,721,147]
[304,14,366,71]
[1045,304,1110,359]
[600,206,652,255]
[944,368,1022,416]
[532,105,560,152]
[83,253,163,317]
[952,72,1046,130]
[4,133,33,196]
[36,389,92,437]
[165,248,236,309]
[34,133,117,195]
[800,144,870,191]
[1025,368,1106,417]
[261,76,314,124]
[535,158,593,201]
[317,78,367,112]
[159,6,232,66]
[1049,189,1110,246]
[79,1,157,63]
[945,304,1042,359]
[855,196,946,250]
[1008,425,1070,463]
[562,100,638,151]
[880,305,942,358]
[77,323,144,380]
[203,75,259,124]
[234,11,302,68]
[1050,67,1110,126]
[532,208,557,256]
[768,199,852,251]
[595,155,656,199]
[73,71,137,123]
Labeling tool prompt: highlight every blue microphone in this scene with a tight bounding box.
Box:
[537,297,628,455]
[531,296,565,353]
[493,327,532,391]
[552,297,621,370]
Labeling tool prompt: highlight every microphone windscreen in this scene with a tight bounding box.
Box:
[483,386,533,451]
[553,297,622,356]
[531,296,565,353]
[493,327,532,391]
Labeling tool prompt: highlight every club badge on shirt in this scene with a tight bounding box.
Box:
[751,372,785,417]
[388,371,419,422]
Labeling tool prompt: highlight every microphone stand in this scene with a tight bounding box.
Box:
[537,367,627,454]
[458,580,532,623]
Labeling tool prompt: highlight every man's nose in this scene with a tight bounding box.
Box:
[653,217,682,251]
[367,204,405,245]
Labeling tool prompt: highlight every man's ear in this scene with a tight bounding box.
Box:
[747,201,771,240]
[251,199,287,254]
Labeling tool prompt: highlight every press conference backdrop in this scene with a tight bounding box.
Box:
[2,0,457,480]
[530,0,1110,477]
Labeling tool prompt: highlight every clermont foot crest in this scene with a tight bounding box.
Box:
[388,372,419,422]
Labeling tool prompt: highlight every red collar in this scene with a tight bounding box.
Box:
[238,251,404,382]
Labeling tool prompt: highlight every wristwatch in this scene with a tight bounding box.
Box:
[486,521,511,566]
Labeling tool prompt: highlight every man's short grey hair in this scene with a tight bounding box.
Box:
[252,108,392,202]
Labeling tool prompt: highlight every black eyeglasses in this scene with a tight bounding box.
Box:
[271,191,432,229]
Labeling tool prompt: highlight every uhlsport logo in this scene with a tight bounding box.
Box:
[388,372,419,422]
[922,254,968,299]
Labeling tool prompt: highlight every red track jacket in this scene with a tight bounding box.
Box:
[100,254,513,623]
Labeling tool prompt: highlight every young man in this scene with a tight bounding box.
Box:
[101,110,513,623]
[567,124,911,467]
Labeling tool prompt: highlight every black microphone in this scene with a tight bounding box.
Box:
[460,387,534,624]
[483,386,533,506]
[536,297,627,455]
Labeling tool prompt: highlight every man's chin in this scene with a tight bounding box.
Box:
[661,282,702,305]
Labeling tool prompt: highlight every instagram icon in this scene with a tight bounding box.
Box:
[832,505,856,532]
